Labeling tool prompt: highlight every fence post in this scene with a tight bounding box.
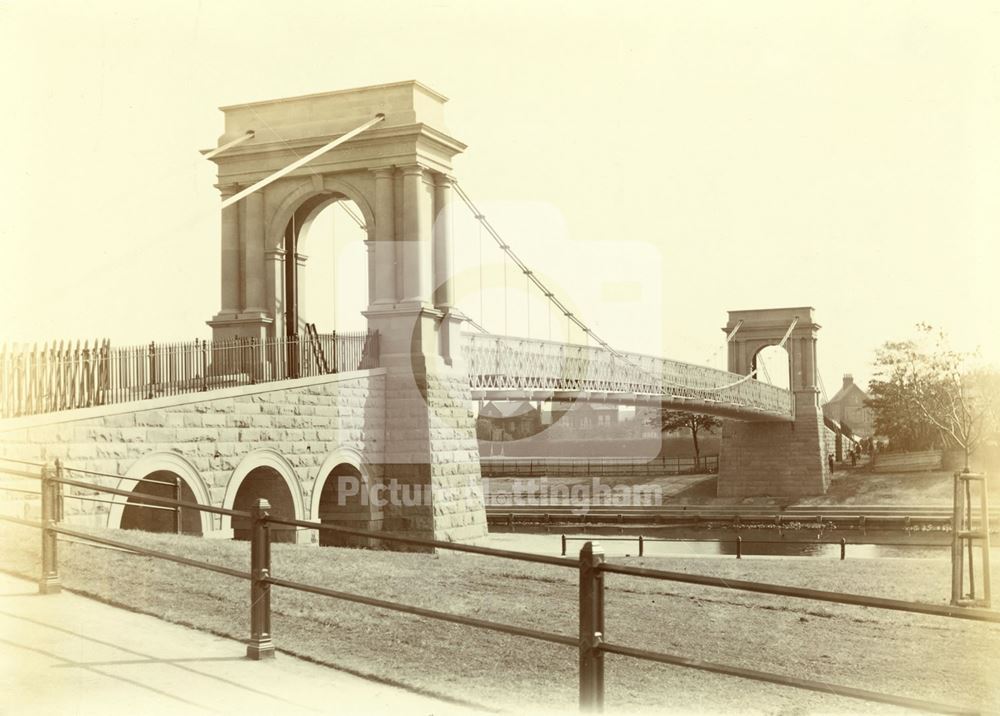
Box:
[579,541,605,713]
[840,538,846,561]
[55,458,64,522]
[561,534,567,556]
[247,498,275,660]
[147,341,156,399]
[736,536,742,560]
[951,473,964,605]
[173,475,183,535]
[39,463,61,594]
[638,534,644,557]
[200,339,208,392]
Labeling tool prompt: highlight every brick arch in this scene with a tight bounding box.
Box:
[221,449,305,542]
[310,447,383,547]
[107,452,214,536]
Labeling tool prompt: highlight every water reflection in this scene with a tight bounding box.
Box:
[485,526,961,560]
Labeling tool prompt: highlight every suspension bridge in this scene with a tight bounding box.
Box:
[0,81,833,543]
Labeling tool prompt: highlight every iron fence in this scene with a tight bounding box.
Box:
[0,331,379,419]
[0,456,990,715]
[480,455,718,477]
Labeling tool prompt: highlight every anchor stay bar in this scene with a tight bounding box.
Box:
[220,113,386,209]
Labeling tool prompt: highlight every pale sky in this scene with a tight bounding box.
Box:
[2,1,998,394]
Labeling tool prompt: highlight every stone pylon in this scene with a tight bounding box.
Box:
[717,307,830,498]
[204,81,488,542]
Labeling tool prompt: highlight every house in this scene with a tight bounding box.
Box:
[477,401,542,441]
[548,402,620,430]
[822,374,875,439]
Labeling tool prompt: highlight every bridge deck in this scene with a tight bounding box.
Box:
[465,334,794,422]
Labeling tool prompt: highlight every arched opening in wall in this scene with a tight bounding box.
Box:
[120,471,202,535]
[753,345,790,390]
[230,467,297,544]
[317,463,383,548]
[284,196,369,343]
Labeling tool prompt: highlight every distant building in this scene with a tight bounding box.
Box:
[549,402,620,430]
[477,401,542,441]
[822,374,875,438]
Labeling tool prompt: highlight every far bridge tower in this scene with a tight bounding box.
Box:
[717,307,830,497]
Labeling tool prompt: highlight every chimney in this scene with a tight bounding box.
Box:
[842,374,854,389]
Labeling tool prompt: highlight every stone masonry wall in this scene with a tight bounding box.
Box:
[378,365,488,544]
[0,371,386,533]
[717,404,831,498]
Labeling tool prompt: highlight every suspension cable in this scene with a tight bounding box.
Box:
[478,216,485,329]
[525,270,531,338]
[503,248,509,335]
[338,201,366,231]
[453,181,797,394]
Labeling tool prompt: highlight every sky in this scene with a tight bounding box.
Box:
[2,0,998,394]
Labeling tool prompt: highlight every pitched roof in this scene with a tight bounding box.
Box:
[480,401,537,419]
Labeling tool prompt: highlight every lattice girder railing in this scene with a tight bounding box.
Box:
[464,333,793,418]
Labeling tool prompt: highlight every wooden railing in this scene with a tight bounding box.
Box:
[0,331,379,419]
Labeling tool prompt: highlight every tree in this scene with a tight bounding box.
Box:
[867,324,999,469]
[650,410,721,465]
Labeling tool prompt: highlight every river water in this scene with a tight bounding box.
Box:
[483,525,975,560]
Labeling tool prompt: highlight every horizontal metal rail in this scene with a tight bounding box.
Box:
[62,465,176,487]
[598,641,973,715]
[0,457,45,468]
[600,562,1000,623]
[52,525,250,580]
[0,486,41,496]
[265,515,578,568]
[267,576,577,647]
[46,474,249,519]
[0,514,42,529]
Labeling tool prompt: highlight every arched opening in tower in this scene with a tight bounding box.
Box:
[120,470,203,535]
[284,197,369,339]
[316,463,383,548]
[752,345,791,390]
[230,466,297,544]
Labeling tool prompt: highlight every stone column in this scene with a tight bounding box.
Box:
[265,248,286,338]
[220,186,242,315]
[400,164,429,305]
[372,168,396,306]
[432,173,455,309]
[243,193,266,313]
[295,253,308,331]
[364,240,376,307]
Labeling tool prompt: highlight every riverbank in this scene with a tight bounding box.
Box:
[485,467,997,508]
[2,520,997,714]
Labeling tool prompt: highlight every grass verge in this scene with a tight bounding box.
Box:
[2,521,999,714]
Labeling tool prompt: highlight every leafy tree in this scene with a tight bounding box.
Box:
[650,411,721,464]
[867,325,999,469]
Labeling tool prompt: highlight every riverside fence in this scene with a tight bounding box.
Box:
[0,455,993,714]
[480,455,718,478]
[0,330,379,419]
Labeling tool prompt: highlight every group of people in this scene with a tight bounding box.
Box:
[828,439,873,472]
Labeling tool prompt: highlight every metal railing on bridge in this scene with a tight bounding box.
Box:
[464,333,793,418]
[0,331,379,419]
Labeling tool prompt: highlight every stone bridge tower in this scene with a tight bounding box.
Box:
[717,307,830,497]
[205,82,487,543]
